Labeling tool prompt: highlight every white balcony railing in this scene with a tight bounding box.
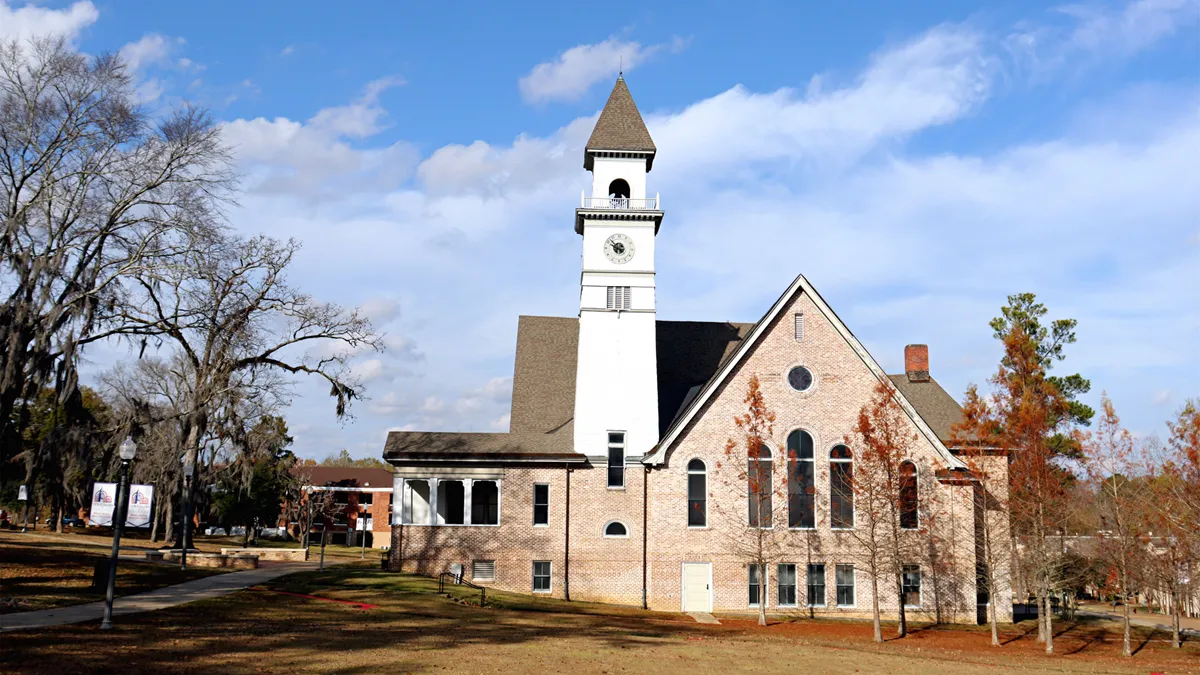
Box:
[580,192,660,210]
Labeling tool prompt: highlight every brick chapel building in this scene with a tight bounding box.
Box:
[384,76,1012,622]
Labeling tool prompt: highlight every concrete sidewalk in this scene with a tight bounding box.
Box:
[0,562,319,632]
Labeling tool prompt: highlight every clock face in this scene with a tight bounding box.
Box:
[604,233,635,264]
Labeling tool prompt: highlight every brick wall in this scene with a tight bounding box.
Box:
[388,289,1010,623]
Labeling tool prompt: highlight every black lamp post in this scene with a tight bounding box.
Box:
[180,456,194,570]
[101,436,137,630]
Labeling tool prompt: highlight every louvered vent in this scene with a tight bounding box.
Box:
[794,313,805,341]
[472,559,495,581]
[606,286,631,310]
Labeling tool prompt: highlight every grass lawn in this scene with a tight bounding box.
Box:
[4,566,1197,674]
[0,533,222,614]
[3,526,378,561]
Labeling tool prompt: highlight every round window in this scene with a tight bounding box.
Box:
[787,366,814,392]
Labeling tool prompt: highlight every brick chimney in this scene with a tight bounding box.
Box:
[904,344,930,383]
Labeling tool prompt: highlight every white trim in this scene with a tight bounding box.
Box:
[835,564,857,608]
[776,563,799,608]
[532,482,550,527]
[829,445,855,530]
[532,560,552,594]
[748,563,769,608]
[644,274,966,470]
[686,457,708,529]
[680,561,713,613]
[784,363,817,394]
[603,520,629,538]
[900,460,920,531]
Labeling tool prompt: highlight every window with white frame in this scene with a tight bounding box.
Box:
[749,564,765,607]
[748,444,773,527]
[606,286,631,310]
[471,481,499,525]
[603,521,628,538]
[607,432,626,488]
[830,445,854,528]
[436,480,465,525]
[532,483,549,526]
[777,564,797,607]
[899,461,919,530]
[402,478,500,525]
[687,458,707,527]
[902,565,922,607]
[835,564,855,607]
[533,561,551,593]
[787,430,815,528]
[807,563,826,607]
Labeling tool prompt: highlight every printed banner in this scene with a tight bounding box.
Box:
[126,485,154,528]
[89,482,117,526]
[89,482,155,527]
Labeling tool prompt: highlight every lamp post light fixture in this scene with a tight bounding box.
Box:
[180,456,195,571]
[101,436,137,630]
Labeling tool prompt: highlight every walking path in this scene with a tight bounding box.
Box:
[0,562,319,632]
[1076,606,1200,637]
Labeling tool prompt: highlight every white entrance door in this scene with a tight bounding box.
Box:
[682,562,712,612]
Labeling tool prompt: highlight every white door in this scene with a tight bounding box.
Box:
[682,562,712,612]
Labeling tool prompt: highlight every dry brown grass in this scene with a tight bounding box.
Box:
[4,567,1197,674]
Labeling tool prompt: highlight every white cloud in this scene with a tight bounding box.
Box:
[1006,0,1199,77]
[118,33,174,72]
[222,76,416,196]
[519,37,683,104]
[0,0,98,43]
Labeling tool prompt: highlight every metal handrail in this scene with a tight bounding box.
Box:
[580,196,659,210]
[438,571,487,606]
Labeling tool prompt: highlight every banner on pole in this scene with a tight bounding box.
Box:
[89,482,155,527]
[126,485,154,528]
[18,485,27,501]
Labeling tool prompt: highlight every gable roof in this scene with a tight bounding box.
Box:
[643,275,968,470]
[584,76,656,170]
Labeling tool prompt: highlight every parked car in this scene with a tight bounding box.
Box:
[44,515,86,528]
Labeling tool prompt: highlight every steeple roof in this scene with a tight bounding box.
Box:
[584,76,656,170]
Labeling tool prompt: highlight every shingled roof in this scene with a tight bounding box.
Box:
[383,313,965,462]
[584,76,656,170]
[887,375,965,444]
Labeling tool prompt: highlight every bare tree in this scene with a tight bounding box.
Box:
[712,374,780,626]
[0,37,232,499]
[1079,393,1144,657]
[951,385,1012,647]
[119,232,381,542]
[845,379,924,642]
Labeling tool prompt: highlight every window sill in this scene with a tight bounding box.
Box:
[836,604,857,609]
[687,525,709,530]
[787,526,816,531]
[533,589,552,594]
[532,524,549,528]
[830,527,855,531]
[607,486,626,491]
[399,523,501,528]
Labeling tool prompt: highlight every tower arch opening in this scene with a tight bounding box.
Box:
[608,178,630,199]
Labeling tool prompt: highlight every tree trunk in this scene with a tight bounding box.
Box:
[164,499,175,544]
[758,563,767,627]
[1042,590,1054,654]
[989,589,1000,647]
[871,573,882,642]
[1121,568,1131,657]
[150,492,162,543]
[319,526,328,571]
[1171,586,1182,648]
[896,571,908,638]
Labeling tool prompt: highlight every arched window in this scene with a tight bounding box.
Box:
[787,430,815,528]
[604,521,628,538]
[899,461,918,530]
[748,444,773,528]
[830,445,854,528]
[607,178,630,198]
[687,459,707,527]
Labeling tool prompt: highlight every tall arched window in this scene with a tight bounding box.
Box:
[687,459,707,527]
[748,444,773,528]
[787,430,815,528]
[899,461,918,530]
[829,445,854,528]
[607,178,630,198]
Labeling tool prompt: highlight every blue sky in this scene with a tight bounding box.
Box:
[5,0,1198,459]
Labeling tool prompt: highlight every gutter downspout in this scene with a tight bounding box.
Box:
[642,465,650,610]
[565,464,572,602]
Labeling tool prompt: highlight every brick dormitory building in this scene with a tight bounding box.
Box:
[380,76,1012,622]
[288,466,394,548]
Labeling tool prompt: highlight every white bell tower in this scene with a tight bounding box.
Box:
[573,76,663,460]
